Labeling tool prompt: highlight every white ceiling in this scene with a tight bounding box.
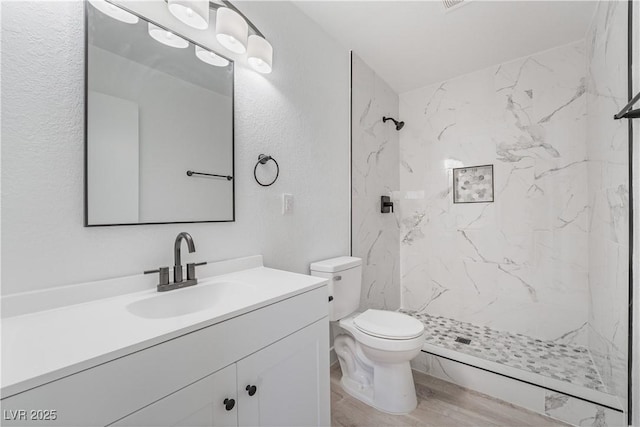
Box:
[293,0,597,94]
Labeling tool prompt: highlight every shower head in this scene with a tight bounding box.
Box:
[382,116,405,131]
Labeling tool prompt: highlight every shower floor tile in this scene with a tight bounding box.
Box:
[401,310,606,393]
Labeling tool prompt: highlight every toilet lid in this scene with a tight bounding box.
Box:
[353,309,425,340]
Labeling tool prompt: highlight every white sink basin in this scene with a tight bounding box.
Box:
[127,281,255,319]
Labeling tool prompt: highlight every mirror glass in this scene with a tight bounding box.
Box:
[86,3,234,226]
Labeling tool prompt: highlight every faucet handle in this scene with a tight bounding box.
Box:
[144,266,170,286]
[186,262,207,281]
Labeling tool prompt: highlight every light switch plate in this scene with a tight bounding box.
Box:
[282,193,293,214]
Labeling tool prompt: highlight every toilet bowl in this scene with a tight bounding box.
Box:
[310,257,425,414]
[335,310,425,414]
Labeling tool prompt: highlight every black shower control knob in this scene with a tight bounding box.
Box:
[223,398,235,411]
[246,385,257,396]
[381,195,394,213]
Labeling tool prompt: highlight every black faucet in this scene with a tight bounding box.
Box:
[144,232,207,292]
[174,232,195,283]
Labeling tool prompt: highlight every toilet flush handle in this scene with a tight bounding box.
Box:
[334,275,342,281]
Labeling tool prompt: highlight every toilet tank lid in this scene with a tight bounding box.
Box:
[310,256,362,273]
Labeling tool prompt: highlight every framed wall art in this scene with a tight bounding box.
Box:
[453,164,494,203]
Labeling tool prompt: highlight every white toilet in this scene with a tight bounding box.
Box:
[310,256,425,414]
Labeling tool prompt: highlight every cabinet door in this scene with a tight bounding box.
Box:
[112,364,237,427]
[237,319,329,427]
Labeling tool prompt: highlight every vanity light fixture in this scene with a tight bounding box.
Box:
[101,0,273,72]
[89,0,139,24]
[215,7,249,54]
[167,0,209,30]
[247,35,273,74]
[148,23,189,48]
[195,46,230,67]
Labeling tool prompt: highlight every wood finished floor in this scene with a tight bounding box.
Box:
[330,364,570,427]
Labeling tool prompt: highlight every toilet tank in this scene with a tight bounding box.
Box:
[310,256,362,321]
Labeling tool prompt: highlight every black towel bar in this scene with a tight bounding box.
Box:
[186,170,233,181]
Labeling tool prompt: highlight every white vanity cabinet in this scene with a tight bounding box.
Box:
[113,320,328,427]
[1,285,330,427]
[236,320,329,427]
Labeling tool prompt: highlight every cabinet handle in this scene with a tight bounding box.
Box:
[245,385,257,396]
[223,398,235,411]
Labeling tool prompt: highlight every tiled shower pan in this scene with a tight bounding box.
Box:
[402,310,623,413]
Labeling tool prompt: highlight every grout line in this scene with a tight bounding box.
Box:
[405,310,608,393]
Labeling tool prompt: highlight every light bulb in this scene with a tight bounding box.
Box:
[148,23,188,48]
[167,0,209,30]
[89,0,138,24]
[247,35,273,74]
[215,8,248,54]
[195,46,230,67]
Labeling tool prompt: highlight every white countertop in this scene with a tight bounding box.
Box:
[1,258,327,398]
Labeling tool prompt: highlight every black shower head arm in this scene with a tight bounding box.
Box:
[382,116,405,130]
[382,116,399,126]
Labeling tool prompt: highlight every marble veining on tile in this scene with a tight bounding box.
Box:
[403,310,606,393]
[585,0,629,405]
[351,53,401,311]
[544,391,625,427]
[398,41,590,345]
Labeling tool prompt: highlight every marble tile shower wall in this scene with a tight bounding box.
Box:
[351,53,401,310]
[398,41,590,344]
[585,0,629,403]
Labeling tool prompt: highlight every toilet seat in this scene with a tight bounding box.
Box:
[353,309,424,340]
[338,313,425,352]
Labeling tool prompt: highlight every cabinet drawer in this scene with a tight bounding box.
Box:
[1,286,327,426]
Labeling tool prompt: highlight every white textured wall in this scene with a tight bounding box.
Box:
[351,53,400,311]
[1,1,350,295]
[398,42,590,344]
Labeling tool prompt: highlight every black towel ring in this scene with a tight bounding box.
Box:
[254,154,279,187]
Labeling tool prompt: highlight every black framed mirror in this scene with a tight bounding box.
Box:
[85,1,234,226]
